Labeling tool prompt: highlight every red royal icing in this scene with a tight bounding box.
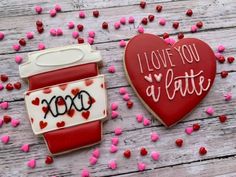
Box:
[40,121,48,129]
[124,34,216,127]
[82,111,90,119]
[85,79,93,86]
[32,97,40,106]
[67,109,75,118]
[56,121,65,128]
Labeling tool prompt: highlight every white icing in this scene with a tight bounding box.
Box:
[146,85,161,102]
[154,73,162,82]
[144,74,153,83]
[24,75,107,135]
[19,44,102,78]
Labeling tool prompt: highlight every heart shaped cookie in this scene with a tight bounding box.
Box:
[124,34,216,127]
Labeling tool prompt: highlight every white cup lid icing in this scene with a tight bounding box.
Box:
[19,44,102,78]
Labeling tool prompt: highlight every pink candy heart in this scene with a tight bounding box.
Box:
[92,148,100,158]
[111,102,118,110]
[110,145,118,153]
[138,26,144,34]
[108,160,117,170]
[21,144,30,152]
[0,101,9,109]
[0,83,4,90]
[89,156,97,165]
[143,118,151,126]
[185,127,193,135]
[123,93,130,101]
[119,87,127,95]
[128,16,135,24]
[11,119,20,127]
[108,65,116,73]
[119,40,126,47]
[136,114,143,123]
[1,135,10,144]
[137,162,146,171]
[151,151,160,161]
[34,5,42,14]
[27,159,36,168]
[81,168,90,177]
[12,44,20,51]
[111,137,119,145]
[87,37,94,45]
[151,132,159,142]
[114,127,122,135]
[111,111,119,119]
[205,107,214,116]
[15,55,23,64]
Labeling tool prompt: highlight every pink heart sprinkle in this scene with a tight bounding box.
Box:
[81,168,90,177]
[89,156,97,165]
[164,37,176,45]
[205,107,214,116]
[159,18,166,26]
[92,148,100,158]
[111,136,119,145]
[151,132,159,142]
[88,31,95,38]
[111,102,118,111]
[0,84,4,90]
[119,40,126,47]
[0,32,5,40]
[217,45,225,53]
[72,31,79,39]
[143,118,151,126]
[108,160,117,170]
[111,111,119,119]
[34,5,42,14]
[123,93,130,101]
[54,4,62,12]
[119,87,127,95]
[1,135,10,144]
[110,145,118,153]
[87,37,94,45]
[114,22,121,29]
[138,26,144,33]
[120,17,126,25]
[1,102,9,109]
[21,144,30,152]
[68,21,75,29]
[79,11,86,18]
[11,119,20,127]
[108,65,116,73]
[224,92,232,101]
[215,52,222,59]
[151,151,160,161]
[50,28,57,36]
[27,159,36,168]
[26,32,34,39]
[56,28,63,36]
[114,127,122,135]
[15,55,23,64]
[185,127,193,135]
[12,44,20,51]
[128,16,135,24]
[136,114,143,123]
[38,43,45,50]
[49,9,57,17]
[0,119,3,127]
[137,162,146,171]
[191,25,198,33]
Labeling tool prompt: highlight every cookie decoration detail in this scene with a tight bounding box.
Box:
[124,33,216,127]
[20,44,108,155]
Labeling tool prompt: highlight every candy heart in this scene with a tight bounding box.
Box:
[136,114,143,123]
[124,34,216,127]
[0,102,9,109]
[110,145,118,153]
[45,155,54,164]
[89,156,97,165]
[92,148,100,158]
[111,137,119,145]
[21,144,30,152]
[27,159,36,168]
[150,132,159,142]
[137,162,146,171]
[1,135,10,144]
[143,118,151,126]
[11,119,20,127]
[185,127,193,135]
[111,111,119,119]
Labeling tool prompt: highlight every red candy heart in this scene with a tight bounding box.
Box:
[199,147,207,155]
[175,139,183,147]
[0,74,8,82]
[124,34,216,127]
[140,147,148,156]
[3,115,12,123]
[6,83,14,91]
[123,149,131,158]
[45,155,54,164]
[13,82,21,89]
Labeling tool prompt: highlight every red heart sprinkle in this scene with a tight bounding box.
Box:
[186,9,193,16]
[127,100,133,109]
[3,115,12,123]
[123,149,131,158]
[32,97,40,106]
[140,1,146,9]
[6,83,14,91]
[172,21,179,29]
[19,38,26,46]
[219,115,227,123]
[36,20,43,27]
[37,26,44,34]
[148,15,155,22]
[77,37,84,44]
[227,57,235,63]
[67,109,75,117]
[178,32,184,39]
[175,139,183,147]
[162,32,169,39]
[45,155,54,164]
[196,21,203,28]
[199,147,207,155]
[77,24,84,32]
[140,147,148,156]
[56,121,65,128]
[221,71,228,78]
[193,123,200,131]
[13,82,21,89]
[217,56,225,64]
[39,121,47,129]
[0,74,8,82]
[156,5,162,12]
[102,22,109,29]
[82,111,90,119]
[141,17,148,25]
[93,10,99,17]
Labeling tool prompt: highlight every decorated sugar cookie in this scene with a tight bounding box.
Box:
[19,44,107,155]
[124,33,216,127]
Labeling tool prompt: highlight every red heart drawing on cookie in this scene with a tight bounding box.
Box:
[124,34,216,127]
[39,121,47,129]
[67,109,75,117]
[43,88,52,94]
[85,79,93,86]
[71,88,80,96]
[56,121,65,128]
[59,83,67,91]
[42,106,48,113]
[32,97,40,106]
[82,111,90,119]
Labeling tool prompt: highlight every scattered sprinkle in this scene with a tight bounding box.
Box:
[38,42,45,50]
[186,9,193,16]
[159,18,166,26]
[128,16,135,24]
[137,26,144,33]
[89,156,98,165]
[110,145,118,153]
[111,102,118,111]
[68,21,75,29]
[108,160,117,170]
[143,118,151,126]
[0,101,9,109]
[12,44,21,51]
[27,159,36,168]
[123,93,130,101]
[220,71,228,78]
[111,137,119,146]
[49,9,57,17]
[79,11,86,18]
[205,107,214,116]
[219,115,227,123]
[114,127,122,135]
[45,155,54,164]
[111,111,119,119]
[34,5,42,14]
[114,22,121,29]
[120,17,126,25]
[1,135,10,144]
[217,45,225,53]
[136,114,143,123]
[185,127,193,135]
[88,31,95,38]
[21,144,30,152]
[0,32,4,40]
[150,132,159,142]
[92,148,100,158]
[140,147,148,156]
[123,149,131,158]
[175,139,183,147]
[199,147,207,155]
[192,123,200,131]
[191,25,198,33]
[119,87,127,95]
[119,40,126,47]
[81,168,90,177]
[15,55,23,64]
[54,4,62,12]
[72,31,79,39]
[137,162,146,171]
[11,119,20,127]
[224,92,232,101]
[151,151,160,161]
[156,5,163,12]
[26,32,34,39]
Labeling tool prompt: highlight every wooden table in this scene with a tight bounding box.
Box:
[0,0,236,176]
